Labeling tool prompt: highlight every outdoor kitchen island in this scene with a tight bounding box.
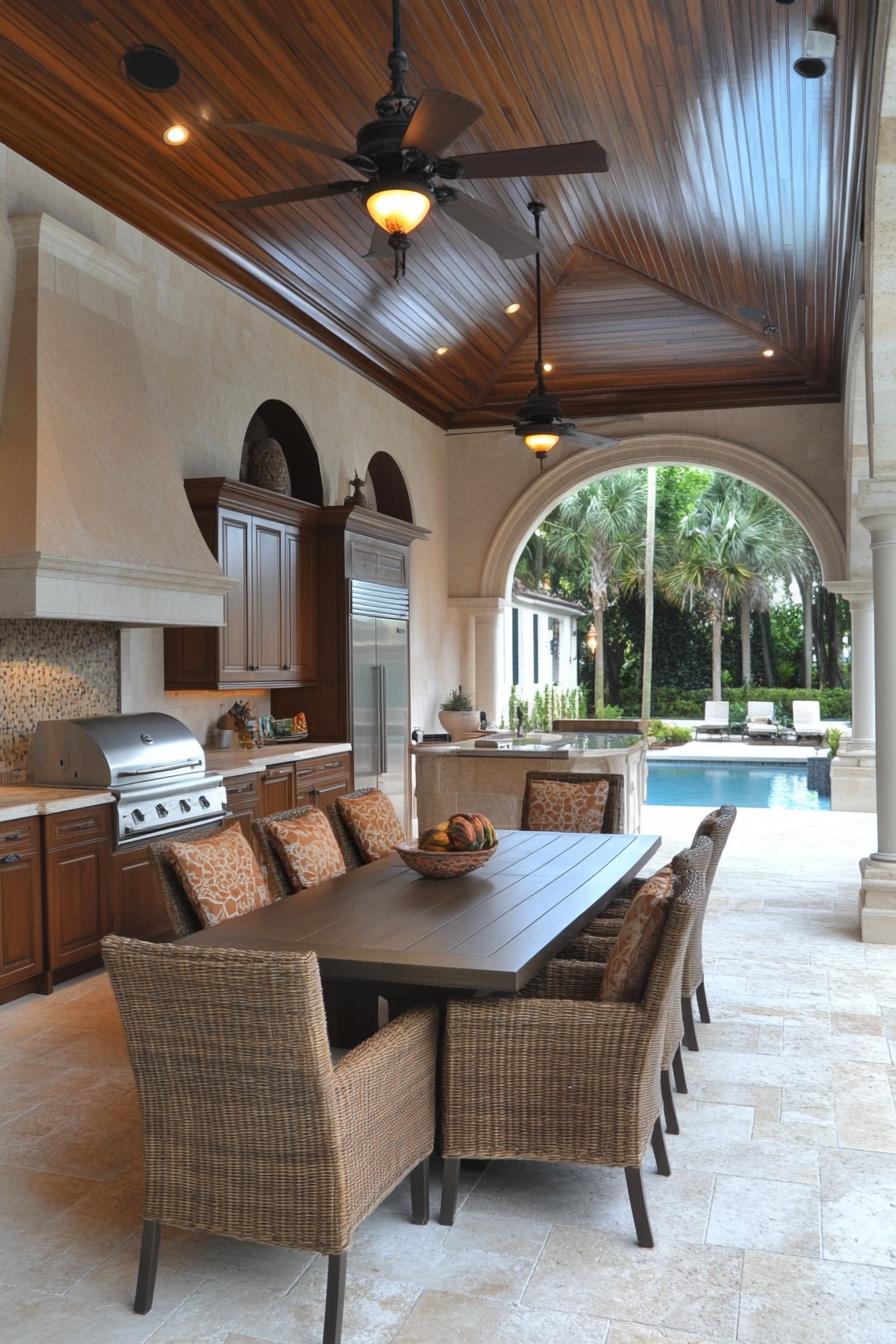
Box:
[412,732,649,834]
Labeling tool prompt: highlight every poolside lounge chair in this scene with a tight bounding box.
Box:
[745,701,778,738]
[696,701,729,738]
[792,699,824,743]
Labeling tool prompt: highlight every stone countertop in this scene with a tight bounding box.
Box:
[205,741,352,779]
[411,732,645,760]
[0,786,116,823]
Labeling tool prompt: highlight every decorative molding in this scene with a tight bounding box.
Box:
[8,213,145,296]
[479,433,848,597]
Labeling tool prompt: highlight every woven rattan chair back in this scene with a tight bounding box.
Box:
[253,805,332,899]
[661,837,713,1067]
[520,771,625,834]
[681,805,736,996]
[103,936,355,1252]
[148,822,259,938]
[325,788,396,868]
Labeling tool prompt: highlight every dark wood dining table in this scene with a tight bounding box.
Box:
[182,829,660,1035]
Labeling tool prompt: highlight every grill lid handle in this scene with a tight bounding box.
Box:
[117,759,203,778]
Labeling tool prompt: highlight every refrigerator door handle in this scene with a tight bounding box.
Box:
[377,664,388,776]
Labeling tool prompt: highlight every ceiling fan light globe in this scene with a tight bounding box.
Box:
[523,430,560,454]
[365,185,432,234]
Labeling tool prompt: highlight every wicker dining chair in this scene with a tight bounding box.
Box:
[438,846,705,1248]
[563,837,713,1136]
[575,805,737,1053]
[324,788,397,868]
[520,770,625,833]
[149,823,270,938]
[102,936,438,1344]
[253,805,346,899]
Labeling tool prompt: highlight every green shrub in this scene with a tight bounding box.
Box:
[596,702,623,719]
[827,727,842,757]
[651,687,851,721]
[647,719,693,745]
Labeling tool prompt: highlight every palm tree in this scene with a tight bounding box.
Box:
[542,472,646,710]
[641,466,657,719]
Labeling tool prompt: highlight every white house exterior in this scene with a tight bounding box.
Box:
[503,584,585,712]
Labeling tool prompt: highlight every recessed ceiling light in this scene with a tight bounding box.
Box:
[762,348,775,358]
[542,361,553,373]
[163,124,189,146]
[504,302,521,315]
[435,346,448,356]
[123,45,182,91]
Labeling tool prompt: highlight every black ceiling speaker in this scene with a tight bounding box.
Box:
[215,0,610,279]
[122,45,182,91]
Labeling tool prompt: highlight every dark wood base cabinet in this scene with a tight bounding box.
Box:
[0,817,44,1003]
[42,804,111,993]
[110,845,172,943]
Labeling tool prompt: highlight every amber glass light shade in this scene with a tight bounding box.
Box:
[365,187,432,234]
[523,430,560,455]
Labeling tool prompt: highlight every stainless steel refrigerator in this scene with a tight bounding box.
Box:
[350,580,409,825]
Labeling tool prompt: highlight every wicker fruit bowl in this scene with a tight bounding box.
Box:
[394,840,498,879]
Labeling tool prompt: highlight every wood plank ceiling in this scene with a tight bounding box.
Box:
[0,0,877,429]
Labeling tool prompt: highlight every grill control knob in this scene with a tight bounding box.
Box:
[132,809,145,824]
[156,803,168,818]
[179,799,191,814]
[198,795,210,809]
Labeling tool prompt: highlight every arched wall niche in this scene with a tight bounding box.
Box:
[240,399,324,505]
[366,450,414,522]
[479,432,848,599]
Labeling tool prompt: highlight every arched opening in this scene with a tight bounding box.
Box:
[240,400,323,505]
[481,434,846,599]
[366,451,414,522]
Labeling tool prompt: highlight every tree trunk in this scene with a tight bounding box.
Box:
[711,613,722,702]
[641,466,657,720]
[740,593,752,687]
[799,577,813,689]
[593,604,605,711]
[759,610,775,686]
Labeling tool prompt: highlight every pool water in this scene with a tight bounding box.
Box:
[647,760,830,810]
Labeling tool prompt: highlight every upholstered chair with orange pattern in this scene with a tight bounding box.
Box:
[334,788,405,864]
[254,805,348,899]
[520,770,624,834]
[151,822,272,939]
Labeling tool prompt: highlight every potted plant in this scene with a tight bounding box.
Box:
[438,686,481,740]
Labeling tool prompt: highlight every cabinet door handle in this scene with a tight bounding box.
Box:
[296,767,314,778]
[281,663,289,671]
[1,830,26,842]
[319,761,341,771]
[61,819,94,832]
[1,852,21,864]
[267,769,291,780]
[228,783,255,796]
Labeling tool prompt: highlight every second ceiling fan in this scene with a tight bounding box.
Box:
[218,0,610,276]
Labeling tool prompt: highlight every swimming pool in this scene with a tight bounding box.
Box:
[646,760,830,810]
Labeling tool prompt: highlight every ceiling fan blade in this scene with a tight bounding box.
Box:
[218,180,360,210]
[363,226,393,259]
[401,89,484,156]
[561,428,620,450]
[439,192,542,259]
[221,121,356,162]
[443,139,609,180]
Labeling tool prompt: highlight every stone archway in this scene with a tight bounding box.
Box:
[480,433,848,599]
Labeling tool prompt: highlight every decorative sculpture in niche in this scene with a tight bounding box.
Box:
[245,437,290,494]
[343,471,369,508]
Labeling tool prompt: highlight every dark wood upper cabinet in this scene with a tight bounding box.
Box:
[165,479,319,690]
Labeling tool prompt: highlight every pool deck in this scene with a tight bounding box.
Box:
[648,740,826,763]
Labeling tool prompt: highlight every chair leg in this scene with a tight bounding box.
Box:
[695,979,711,1024]
[651,1117,671,1176]
[660,1069,679,1135]
[672,1044,688,1094]
[133,1219,161,1315]
[410,1157,430,1225]
[682,993,700,1051]
[323,1251,347,1344]
[439,1157,461,1226]
[624,1167,654,1248]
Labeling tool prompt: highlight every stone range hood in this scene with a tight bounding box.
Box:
[0,213,231,626]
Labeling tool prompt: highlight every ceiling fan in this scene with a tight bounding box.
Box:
[514,201,620,469]
[217,0,609,277]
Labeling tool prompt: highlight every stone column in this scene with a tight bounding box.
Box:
[857,490,896,941]
[449,598,507,725]
[829,584,876,813]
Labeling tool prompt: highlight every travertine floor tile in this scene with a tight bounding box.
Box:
[738,1250,896,1343]
[705,1173,821,1255]
[392,1289,609,1342]
[819,1148,896,1268]
[523,1227,742,1338]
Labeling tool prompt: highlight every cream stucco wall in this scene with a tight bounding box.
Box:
[0,145,460,738]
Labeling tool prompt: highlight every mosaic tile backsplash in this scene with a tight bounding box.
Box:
[0,620,120,775]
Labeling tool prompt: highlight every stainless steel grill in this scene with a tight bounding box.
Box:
[27,713,228,847]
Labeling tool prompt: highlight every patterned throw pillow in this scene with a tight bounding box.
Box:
[598,866,675,1003]
[266,810,346,890]
[166,823,271,928]
[526,778,611,832]
[337,789,404,862]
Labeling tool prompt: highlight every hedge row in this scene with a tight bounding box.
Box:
[649,686,851,720]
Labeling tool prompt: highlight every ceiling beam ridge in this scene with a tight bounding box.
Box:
[577,241,806,373]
